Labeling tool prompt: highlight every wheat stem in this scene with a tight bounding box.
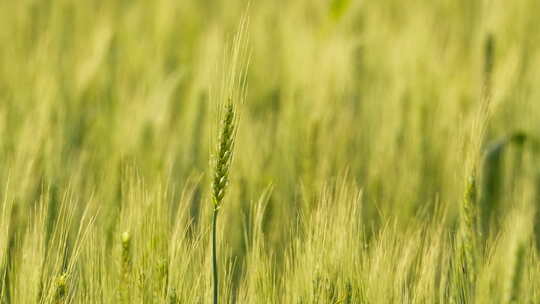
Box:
[211,101,237,304]
[212,209,219,304]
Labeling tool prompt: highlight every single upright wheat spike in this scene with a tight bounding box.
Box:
[209,10,248,304]
[211,100,237,304]
[212,101,237,210]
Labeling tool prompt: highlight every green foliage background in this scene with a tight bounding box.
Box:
[0,0,539,303]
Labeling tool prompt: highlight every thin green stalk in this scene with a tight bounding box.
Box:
[212,209,219,304]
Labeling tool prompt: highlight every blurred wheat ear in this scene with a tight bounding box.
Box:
[507,242,526,304]
[483,33,495,102]
[480,132,528,236]
[451,173,479,304]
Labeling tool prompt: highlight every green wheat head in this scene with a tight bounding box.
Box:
[209,11,250,304]
[212,100,238,210]
[210,8,249,211]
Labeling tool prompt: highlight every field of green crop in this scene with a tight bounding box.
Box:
[1,0,540,303]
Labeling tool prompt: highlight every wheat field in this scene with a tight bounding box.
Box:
[0,0,540,303]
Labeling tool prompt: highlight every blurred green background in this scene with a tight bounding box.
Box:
[0,0,539,302]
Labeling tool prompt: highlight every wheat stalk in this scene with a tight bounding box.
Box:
[209,10,249,304]
[211,100,238,304]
